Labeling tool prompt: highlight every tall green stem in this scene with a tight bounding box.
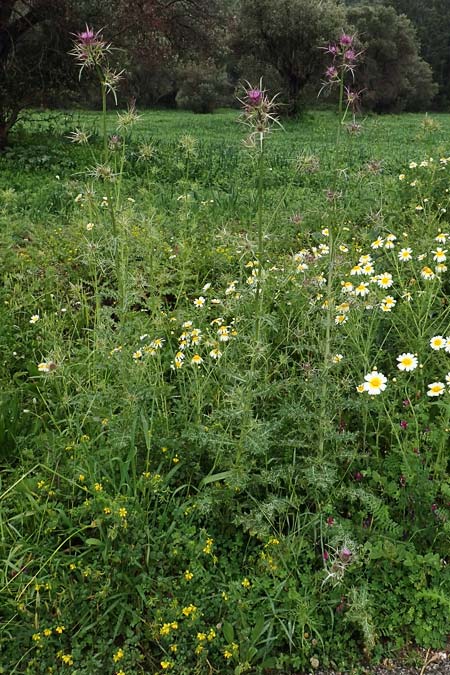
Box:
[100,77,108,161]
[318,74,346,460]
[255,144,265,345]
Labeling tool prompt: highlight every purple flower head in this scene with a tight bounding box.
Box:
[326,43,339,57]
[354,471,363,481]
[76,26,98,45]
[323,550,329,561]
[400,420,408,429]
[403,398,411,407]
[340,34,353,47]
[340,547,352,562]
[345,49,356,62]
[71,25,111,72]
[326,65,338,80]
[247,88,262,106]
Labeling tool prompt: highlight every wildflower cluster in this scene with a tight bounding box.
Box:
[321,33,364,129]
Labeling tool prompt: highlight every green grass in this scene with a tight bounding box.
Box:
[0,107,449,675]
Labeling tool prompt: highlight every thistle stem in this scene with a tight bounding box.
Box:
[255,145,265,345]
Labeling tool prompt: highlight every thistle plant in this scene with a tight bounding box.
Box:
[70,27,139,319]
[320,34,363,143]
[317,33,363,459]
[238,80,281,344]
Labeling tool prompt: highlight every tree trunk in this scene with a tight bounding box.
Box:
[0,108,19,151]
[0,122,9,151]
[286,74,303,116]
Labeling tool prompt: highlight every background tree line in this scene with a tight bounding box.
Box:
[1,0,449,144]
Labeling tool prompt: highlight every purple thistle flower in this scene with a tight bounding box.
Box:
[400,420,408,429]
[77,26,96,45]
[247,88,263,105]
[70,25,112,73]
[345,49,356,62]
[325,43,339,57]
[340,34,353,47]
[339,547,352,563]
[326,65,338,80]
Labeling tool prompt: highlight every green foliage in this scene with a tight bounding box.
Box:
[234,0,345,113]
[176,60,232,114]
[347,4,438,112]
[1,107,450,673]
[384,0,450,107]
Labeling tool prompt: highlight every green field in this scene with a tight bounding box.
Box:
[1,108,449,674]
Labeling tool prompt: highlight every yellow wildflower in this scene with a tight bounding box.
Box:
[113,648,124,662]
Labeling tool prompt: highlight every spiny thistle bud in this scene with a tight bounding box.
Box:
[67,128,91,145]
[70,25,112,76]
[238,79,281,151]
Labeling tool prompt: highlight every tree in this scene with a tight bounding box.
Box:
[347,4,437,112]
[0,1,73,148]
[233,0,345,114]
[383,0,450,107]
[0,0,226,148]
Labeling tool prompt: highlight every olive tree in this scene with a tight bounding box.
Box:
[233,0,345,114]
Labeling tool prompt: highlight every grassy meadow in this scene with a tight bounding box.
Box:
[1,107,450,674]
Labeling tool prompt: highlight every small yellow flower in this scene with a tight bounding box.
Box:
[43,628,52,637]
[94,483,103,492]
[103,506,112,515]
[207,628,216,641]
[169,644,178,653]
[182,604,197,617]
[203,537,213,554]
[32,632,41,642]
[184,570,193,581]
[116,670,126,675]
[61,654,74,665]
[118,507,127,518]
[241,577,251,588]
[113,647,124,662]
[160,660,173,670]
[195,644,204,655]
[78,474,85,482]
[55,625,65,634]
